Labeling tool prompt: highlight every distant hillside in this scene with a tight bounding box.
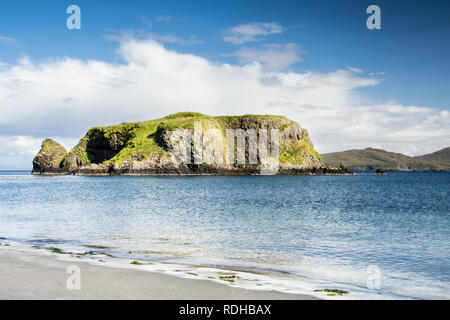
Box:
[322,147,450,171]
[414,147,450,164]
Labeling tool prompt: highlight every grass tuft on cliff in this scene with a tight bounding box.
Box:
[280,134,321,165]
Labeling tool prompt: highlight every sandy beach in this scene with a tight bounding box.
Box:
[0,247,316,300]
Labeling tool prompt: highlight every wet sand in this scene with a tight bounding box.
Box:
[0,247,317,300]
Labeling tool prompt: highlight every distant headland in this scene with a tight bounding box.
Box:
[323,147,450,171]
[32,112,352,176]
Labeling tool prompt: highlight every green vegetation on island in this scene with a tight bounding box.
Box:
[33,112,349,176]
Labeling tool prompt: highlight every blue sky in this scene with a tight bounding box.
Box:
[0,0,449,169]
[1,0,449,107]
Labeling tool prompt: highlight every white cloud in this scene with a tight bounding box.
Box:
[106,30,203,45]
[0,38,448,169]
[288,103,450,156]
[223,23,283,44]
[147,32,203,45]
[0,136,46,170]
[231,43,303,71]
[0,136,42,157]
[0,135,76,170]
[347,66,363,73]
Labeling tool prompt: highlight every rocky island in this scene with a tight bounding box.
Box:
[32,112,353,176]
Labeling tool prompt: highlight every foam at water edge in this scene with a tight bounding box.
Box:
[1,241,408,300]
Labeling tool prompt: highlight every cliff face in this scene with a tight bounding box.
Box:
[32,112,352,175]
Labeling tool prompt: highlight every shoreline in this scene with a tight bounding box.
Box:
[0,246,318,300]
[31,169,355,176]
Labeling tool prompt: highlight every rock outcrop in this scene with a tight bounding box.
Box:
[32,112,353,176]
[32,139,68,174]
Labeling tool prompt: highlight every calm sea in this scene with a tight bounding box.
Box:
[0,171,448,299]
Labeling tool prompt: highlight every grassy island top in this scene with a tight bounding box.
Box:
[57,112,320,167]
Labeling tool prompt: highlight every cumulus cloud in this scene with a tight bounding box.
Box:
[287,103,450,156]
[0,38,448,169]
[223,23,283,44]
[231,43,303,71]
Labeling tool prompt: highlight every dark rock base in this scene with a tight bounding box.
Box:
[32,165,354,176]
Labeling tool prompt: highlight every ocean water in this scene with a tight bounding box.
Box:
[0,171,448,299]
